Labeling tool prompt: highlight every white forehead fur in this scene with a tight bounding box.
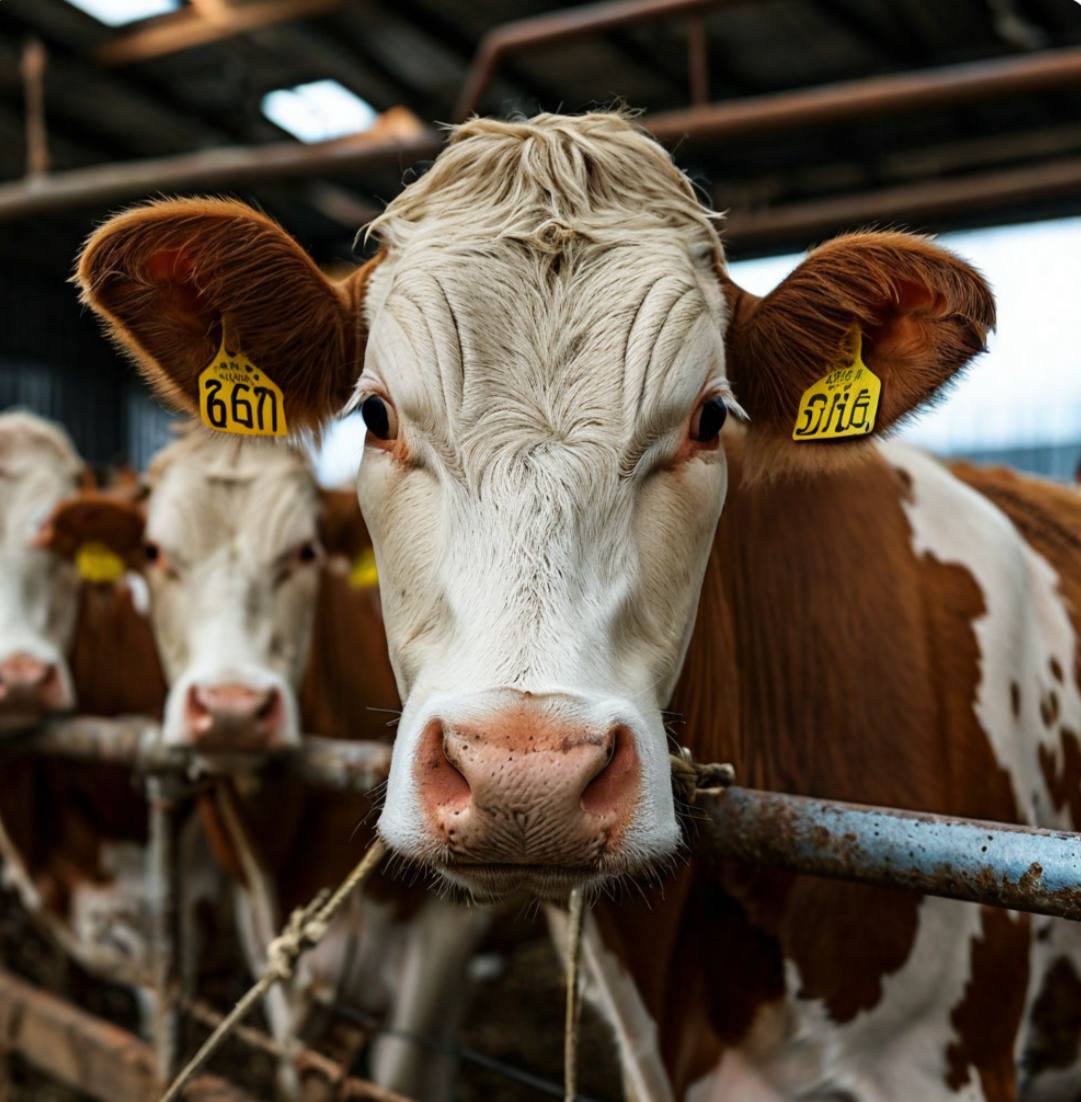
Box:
[360,113,734,458]
[367,111,722,254]
[146,428,318,558]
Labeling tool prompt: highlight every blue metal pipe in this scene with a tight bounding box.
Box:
[701,786,1081,920]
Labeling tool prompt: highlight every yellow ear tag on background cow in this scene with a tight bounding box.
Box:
[75,542,125,584]
[198,318,288,437]
[792,326,881,442]
[349,547,379,590]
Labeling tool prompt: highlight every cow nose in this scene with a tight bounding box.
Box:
[0,653,65,711]
[184,682,284,752]
[415,703,639,867]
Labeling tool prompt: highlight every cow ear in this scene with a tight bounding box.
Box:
[76,198,377,433]
[721,231,995,475]
[318,489,371,561]
[36,493,146,570]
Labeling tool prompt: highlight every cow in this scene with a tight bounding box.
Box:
[73,110,1077,1097]
[0,423,214,1015]
[53,432,488,1099]
[0,411,85,728]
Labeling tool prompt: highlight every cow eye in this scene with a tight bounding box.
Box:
[297,541,319,564]
[143,542,160,564]
[690,396,727,445]
[361,395,398,441]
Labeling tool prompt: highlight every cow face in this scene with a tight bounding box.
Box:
[141,433,322,755]
[0,413,83,728]
[77,113,994,898]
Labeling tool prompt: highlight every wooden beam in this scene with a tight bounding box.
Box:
[96,0,343,66]
[0,968,256,1102]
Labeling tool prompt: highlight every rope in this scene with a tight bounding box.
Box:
[563,887,585,1102]
[669,746,735,804]
[157,837,387,1102]
[158,745,730,1100]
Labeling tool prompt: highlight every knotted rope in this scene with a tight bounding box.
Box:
[669,746,735,804]
[159,748,732,1100]
[158,837,387,1102]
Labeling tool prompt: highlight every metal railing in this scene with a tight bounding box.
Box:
[2,714,1081,1097]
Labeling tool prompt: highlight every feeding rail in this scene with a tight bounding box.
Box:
[1,715,1079,1098]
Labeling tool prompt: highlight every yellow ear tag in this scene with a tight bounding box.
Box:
[349,547,379,590]
[198,319,288,437]
[792,327,881,442]
[75,542,125,584]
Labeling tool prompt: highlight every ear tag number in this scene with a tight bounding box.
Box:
[198,319,288,438]
[792,327,881,442]
[76,542,125,584]
[349,547,379,590]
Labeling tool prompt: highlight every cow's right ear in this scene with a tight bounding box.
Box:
[76,198,377,432]
[35,493,146,570]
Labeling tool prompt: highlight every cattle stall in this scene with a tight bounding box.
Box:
[6,1,1081,1099]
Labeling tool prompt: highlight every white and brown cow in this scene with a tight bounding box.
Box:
[55,433,488,1099]
[75,112,1080,1097]
[0,411,85,727]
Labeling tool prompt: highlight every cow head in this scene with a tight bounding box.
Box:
[77,113,994,897]
[59,432,325,756]
[0,412,84,728]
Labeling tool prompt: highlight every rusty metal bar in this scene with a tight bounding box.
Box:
[2,45,1081,223]
[686,13,709,106]
[702,786,1081,920]
[453,0,730,120]
[7,716,392,792]
[0,129,443,221]
[644,44,1081,143]
[19,38,48,179]
[0,968,256,1101]
[723,154,1081,250]
[96,0,343,67]
[15,719,1081,919]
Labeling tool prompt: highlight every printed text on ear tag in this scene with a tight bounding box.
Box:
[792,327,881,442]
[349,547,379,590]
[76,542,125,584]
[198,319,288,437]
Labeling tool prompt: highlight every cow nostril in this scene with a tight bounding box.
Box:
[255,688,279,721]
[418,720,471,812]
[581,726,637,817]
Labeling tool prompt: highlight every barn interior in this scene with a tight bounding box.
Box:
[4,0,1081,470]
[4,1,1081,1099]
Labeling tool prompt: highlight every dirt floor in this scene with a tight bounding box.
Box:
[0,887,623,1101]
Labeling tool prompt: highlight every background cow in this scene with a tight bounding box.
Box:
[54,431,488,1099]
[0,411,85,728]
[73,111,1074,1097]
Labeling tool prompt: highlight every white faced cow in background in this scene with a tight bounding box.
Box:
[78,113,1078,1097]
[54,430,487,1100]
[0,411,83,728]
[138,429,318,755]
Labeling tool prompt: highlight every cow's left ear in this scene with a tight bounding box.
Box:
[76,198,377,433]
[721,231,995,468]
[35,493,146,570]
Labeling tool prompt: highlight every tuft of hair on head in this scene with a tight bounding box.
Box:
[366,110,723,257]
